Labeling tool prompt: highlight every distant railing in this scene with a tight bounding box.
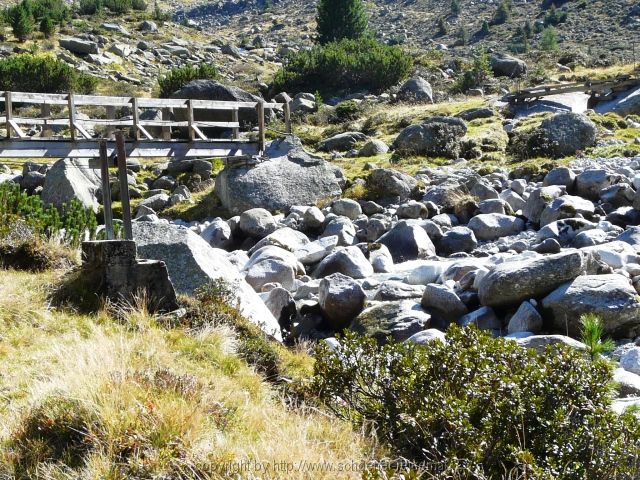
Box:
[0,91,292,158]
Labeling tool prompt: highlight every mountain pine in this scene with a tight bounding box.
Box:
[316,0,368,44]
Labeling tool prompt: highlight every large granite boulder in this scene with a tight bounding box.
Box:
[132,222,282,340]
[59,37,99,55]
[541,274,640,339]
[377,221,437,263]
[397,76,433,103]
[392,116,467,159]
[538,113,597,158]
[215,137,345,215]
[349,301,431,345]
[478,250,592,308]
[490,53,527,78]
[366,168,418,200]
[318,273,366,330]
[41,158,102,212]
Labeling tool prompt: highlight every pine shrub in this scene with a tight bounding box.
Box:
[0,54,97,93]
[314,326,640,478]
[273,38,413,95]
[158,64,220,98]
[316,0,368,45]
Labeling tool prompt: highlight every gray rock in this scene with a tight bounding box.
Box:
[523,186,564,224]
[294,236,338,265]
[138,193,170,212]
[332,198,362,220]
[139,20,158,32]
[152,175,176,191]
[620,347,640,376]
[239,208,277,239]
[478,250,590,308]
[438,226,478,255]
[514,334,586,353]
[421,284,468,321]
[260,287,295,325]
[538,113,597,158]
[576,169,617,200]
[397,200,427,219]
[132,222,281,340]
[374,280,423,301]
[319,132,368,152]
[536,218,597,245]
[243,246,298,292]
[318,273,366,330]
[349,301,431,345]
[314,246,374,279]
[59,37,99,55]
[290,94,316,114]
[322,216,357,246]
[358,139,389,157]
[215,137,344,215]
[397,76,433,103]
[544,167,576,191]
[601,183,635,207]
[20,171,46,193]
[456,107,495,121]
[369,243,394,273]
[201,218,233,249]
[477,199,507,215]
[613,368,640,398]
[617,226,640,252]
[490,53,527,77]
[542,274,640,339]
[249,227,309,254]
[303,206,325,229]
[392,116,467,159]
[366,168,418,200]
[468,213,525,241]
[458,306,501,331]
[407,328,446,344]
[378,221,437,263]
[507,301,543,334]
[539,195,595,226]
[41,158,102,212]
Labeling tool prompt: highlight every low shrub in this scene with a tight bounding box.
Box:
[0,54,97,93]
[158,64,220,98]
[10,396,100,476]
[332,100,360,122]
[314,326,640,478]
[77,0,146,15]
[273,38,413,95]
[0,182,97,246]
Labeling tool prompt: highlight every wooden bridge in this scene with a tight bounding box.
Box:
[0,91,291,159]
[504,74,640,105]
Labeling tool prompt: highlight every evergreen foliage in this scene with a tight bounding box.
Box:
[0,54,97,93]
[39,16,54,38]
[314,326,640,478]
[157,64,220,98]
[540,26,559,50]
[316,0,368,44]
[0,183,97,247]
[273,38,413,95]
[6,2,34,42]
[451,0,461,15]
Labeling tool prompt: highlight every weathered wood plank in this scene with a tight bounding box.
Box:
[0,139,259,158]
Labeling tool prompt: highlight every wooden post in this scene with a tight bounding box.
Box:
[105,105,116,139]
[67,93,77,141]
[256,100,265,154]
[131,97,140,140]
[231,107,239,140]
[5,91,12,139]
[99,140,114,240]
[186,99,195,141]
[162,107,171,140]
[115,132,133,240]
[283,101,292,135]
[41,103,52,138]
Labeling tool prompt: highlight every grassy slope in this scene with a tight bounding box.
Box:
[0,268,373,479]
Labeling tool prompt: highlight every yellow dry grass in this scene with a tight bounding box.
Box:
[0,269,374,479]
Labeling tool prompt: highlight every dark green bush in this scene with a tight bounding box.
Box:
[39,16,54,38]
[77,0,146,15]
[453,47,492,93]
[316,0,368,44]
[273,38,413,95]
[0,182,97,246]
[0,54,97,93]
[314,326,640,478]
[6,3,33,42]
[158,64,220,98]
[333,100,360,122]
[544,3,568,25]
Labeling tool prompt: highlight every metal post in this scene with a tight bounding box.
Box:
[256,100,265,154]
[99,140,114,240]
[115,132,133,240]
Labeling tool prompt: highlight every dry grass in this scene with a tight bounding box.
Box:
[0,269,375,479]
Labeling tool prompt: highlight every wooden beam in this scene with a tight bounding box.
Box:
[0,139,260,158]
[187,99,196,142]
[99,140,114,240]
[115,132,133,240]
[131,97,141,141]
[283,101,292,134]
[105,105,116,139]
[67,93,77,141]
[5,91,12,139]
[256,100,265,154]
[40,103,52,138]
[232,108,239,139]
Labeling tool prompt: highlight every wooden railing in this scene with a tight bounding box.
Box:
[0,91,292,158]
